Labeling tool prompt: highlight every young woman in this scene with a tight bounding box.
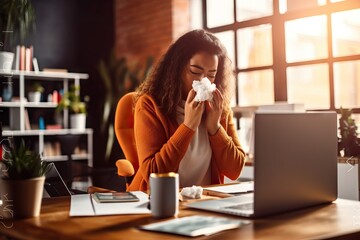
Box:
[128,29,246,191]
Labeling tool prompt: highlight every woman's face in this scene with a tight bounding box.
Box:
[182,51,219,99]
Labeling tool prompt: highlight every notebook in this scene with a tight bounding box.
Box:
[185,112,338,217]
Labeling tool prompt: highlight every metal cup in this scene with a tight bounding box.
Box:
[149,172,179,218]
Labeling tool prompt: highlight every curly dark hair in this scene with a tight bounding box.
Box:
[135,29,234,118]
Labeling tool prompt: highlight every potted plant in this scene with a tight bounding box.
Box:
[97,49,153,163]
[338,107,360,158]
[28,82,44,102]
[0,0,36,71]
[57,85,88,130]
[0,140,51,219]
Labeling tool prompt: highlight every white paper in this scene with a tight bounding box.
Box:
[70,194,95,216]
[203,182,254,194]
[139,215,249,237]
[70,191,151,216]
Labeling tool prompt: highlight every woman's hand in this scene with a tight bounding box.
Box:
[183,89,204,131]
[205,89,223,135]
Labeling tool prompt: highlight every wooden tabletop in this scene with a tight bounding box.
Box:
[245,156,359,166]
[1,196,360,239]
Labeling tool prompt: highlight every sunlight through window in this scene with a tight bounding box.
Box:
[285,16,328,63]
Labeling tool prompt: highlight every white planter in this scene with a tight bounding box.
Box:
[0,51,14,71]
[70,113,86,130]
[28,91,42,102]
[0,176,45,219]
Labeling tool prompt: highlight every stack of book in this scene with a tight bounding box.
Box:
[13,45,39,72]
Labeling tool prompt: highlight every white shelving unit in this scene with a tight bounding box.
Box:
[0,70,93,167]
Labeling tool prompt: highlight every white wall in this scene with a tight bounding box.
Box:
[338,163,359,201]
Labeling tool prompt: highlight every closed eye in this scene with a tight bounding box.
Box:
[189,69,202,76]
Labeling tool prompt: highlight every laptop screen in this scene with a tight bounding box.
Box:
[44,163,72,197]
[253,111,338,216]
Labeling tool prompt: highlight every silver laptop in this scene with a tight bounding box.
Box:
[185,112,338,217]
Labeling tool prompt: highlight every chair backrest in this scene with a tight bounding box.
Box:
[114,92,139,173]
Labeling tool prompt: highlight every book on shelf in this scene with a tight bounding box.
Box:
[74,146,87,155]
[42,68,68,73]
[15,45,20,70]
[20,46,25,71]
[33,57,39,72]
[15,45,34,71]
[46,124,62,130]
[25,109,31,130]
[25,46,34,71]
[43,141,61,157]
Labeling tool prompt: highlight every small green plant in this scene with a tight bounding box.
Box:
[57,85,87,114]
[29,82,44,93]
[338,107,360,157]
[0,0,36,50]
[97,49,153,163]
[2,140,51,180]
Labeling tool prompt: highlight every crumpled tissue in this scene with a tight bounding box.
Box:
[180,185,203,199]
[192,77,216,102]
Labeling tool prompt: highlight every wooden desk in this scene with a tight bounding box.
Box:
[1,197,360,240]
[245,156,360,166]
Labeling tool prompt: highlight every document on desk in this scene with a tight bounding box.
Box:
[69,191,151,216]
[203,181,254,196]
[139,215,250,237]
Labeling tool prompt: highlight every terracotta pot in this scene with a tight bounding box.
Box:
[0,176,45,219]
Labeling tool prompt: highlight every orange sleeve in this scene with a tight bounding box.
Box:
[134,95,194,186]
[208,109,246,180]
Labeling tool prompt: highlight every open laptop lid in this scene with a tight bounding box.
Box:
[252,111,338,217]
[43,163,72,197]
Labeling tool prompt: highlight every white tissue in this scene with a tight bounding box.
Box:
[180,185,203,199]
[192,77,216,102]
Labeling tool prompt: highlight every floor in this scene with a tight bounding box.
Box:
[54,160,126,195]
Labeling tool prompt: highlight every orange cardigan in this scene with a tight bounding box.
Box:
[127,94,246,191]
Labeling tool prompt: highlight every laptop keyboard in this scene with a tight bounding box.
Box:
[223,202,254,211]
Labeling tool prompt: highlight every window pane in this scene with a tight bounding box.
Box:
[287,64,329,109]
[285,15,328,63]
[334,60,360,108]
[238,70,274,106]
[206,0,234,28]
[190,0,203,29]
[237,24,273,69]
[280,0,326,14]
[238,117,253,153]
[332,9,360,57]
[214,31,235,68]
[236,0,273,22]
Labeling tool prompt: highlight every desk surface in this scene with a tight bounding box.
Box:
[1,196,360,240]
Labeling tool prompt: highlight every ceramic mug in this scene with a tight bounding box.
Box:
[149,172,179,218]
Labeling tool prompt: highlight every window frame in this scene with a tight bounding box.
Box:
[202,0,360,114]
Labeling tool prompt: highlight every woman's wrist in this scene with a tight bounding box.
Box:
[208,124,220,135]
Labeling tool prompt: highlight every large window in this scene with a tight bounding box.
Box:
[202,0,360,151]
[203,0,360,134]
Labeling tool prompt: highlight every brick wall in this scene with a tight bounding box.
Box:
[115,0,190,66]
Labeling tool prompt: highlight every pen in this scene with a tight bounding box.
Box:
[202,189,234,198]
